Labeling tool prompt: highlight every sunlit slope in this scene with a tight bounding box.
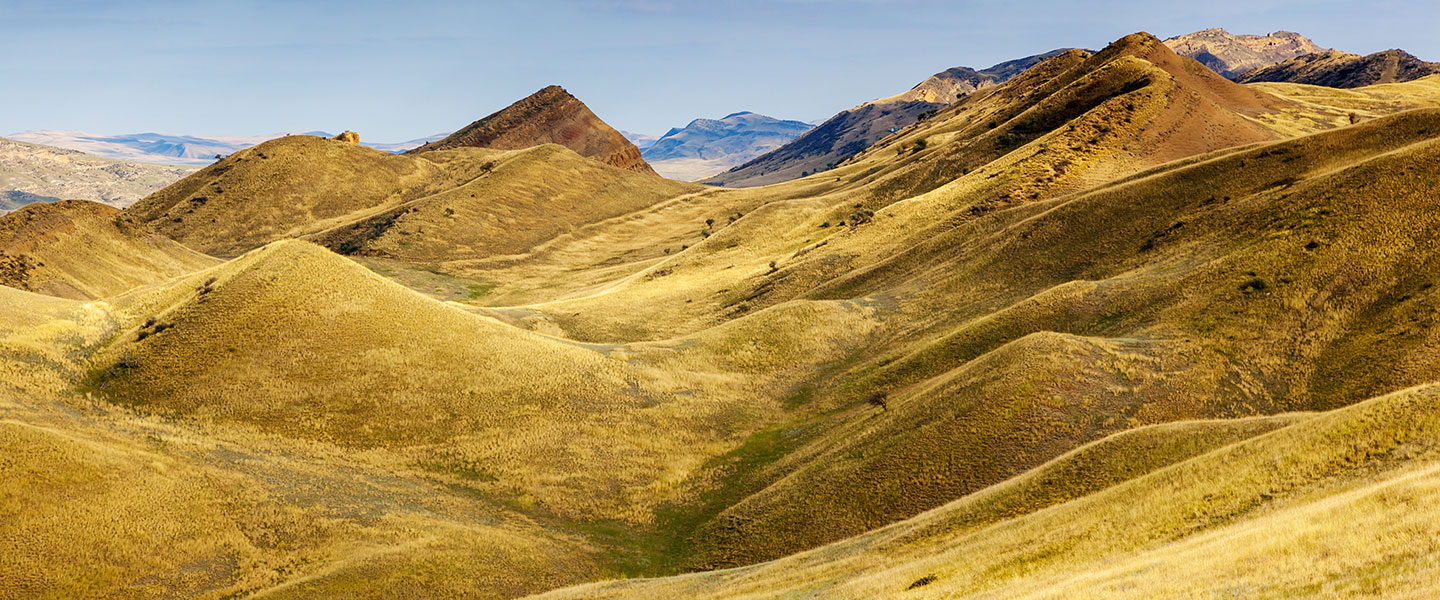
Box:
[476,33,1309,342]
[1247,73,1440,133]
[639,109,1440,566]
[123,134,696,260]
[532,384,1440,599]
[310,143,700,261]
[0,282,619,600]
[0,199,219,299]
[80,239,872,529]
[464,105,1440,568]
[124,135,453,256]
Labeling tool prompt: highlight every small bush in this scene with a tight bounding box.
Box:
[867,391,888,411]
[907,574,937,589]
[1240,277,1269,294]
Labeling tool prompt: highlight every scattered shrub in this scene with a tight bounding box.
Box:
[1240,277,1269,294]
[867,391,889,411]
[907,574,937,589]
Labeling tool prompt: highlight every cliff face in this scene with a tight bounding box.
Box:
[1164,28,1325,78]
[411,85,658,176]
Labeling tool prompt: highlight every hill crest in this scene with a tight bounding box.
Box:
[409,85,658,176]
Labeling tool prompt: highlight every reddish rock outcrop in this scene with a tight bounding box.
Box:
[410,85,658,176]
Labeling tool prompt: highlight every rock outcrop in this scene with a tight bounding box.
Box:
[1163,28,1325,78]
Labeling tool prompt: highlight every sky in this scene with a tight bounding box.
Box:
[1,0,1435,142]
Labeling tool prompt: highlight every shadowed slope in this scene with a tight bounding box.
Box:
[1238,49,1440,88]
[410,85,657,176]
[700,49,1074,188]
[0,200,219,299]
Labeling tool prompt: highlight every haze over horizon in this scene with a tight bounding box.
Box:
[1,0,1434,141]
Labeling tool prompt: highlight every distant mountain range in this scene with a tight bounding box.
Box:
[8,130,447,166]
[0,136,195,211]
[641,112,813,181]
[621,131,661,151]
[702,49,1074,187]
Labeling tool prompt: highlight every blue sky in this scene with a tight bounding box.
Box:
[0,0,1433,141]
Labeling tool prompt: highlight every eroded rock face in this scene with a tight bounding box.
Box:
[411,85,658,176]
[333,131,360,144]
[1163,28,1325,79]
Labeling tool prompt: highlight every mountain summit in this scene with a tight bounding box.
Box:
[410,85,658,176]
[1163,28,1325,78]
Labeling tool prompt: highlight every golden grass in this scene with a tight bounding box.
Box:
[8,32,1440,600]
[531,384,1440,599]
[0,200,218,299]
[125,134,697,260]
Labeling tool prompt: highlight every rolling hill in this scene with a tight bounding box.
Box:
[1163,28,1325,78]
[1,136,195,210]
[642,112,814,181]
[0,200,218,299]
[8,29,1440,600]
[1238,48,1440,88]
[123,134,698,259]
[409,85,658,176]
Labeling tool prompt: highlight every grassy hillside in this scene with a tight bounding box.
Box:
[0,199,218,299]
[125,135,696,259]
[532,384,1440,599]
[8,30,1440,600]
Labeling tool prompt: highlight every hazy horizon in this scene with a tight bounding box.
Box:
[2,0,1434,141]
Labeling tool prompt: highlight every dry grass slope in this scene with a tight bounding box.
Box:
[0,199,219,299]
